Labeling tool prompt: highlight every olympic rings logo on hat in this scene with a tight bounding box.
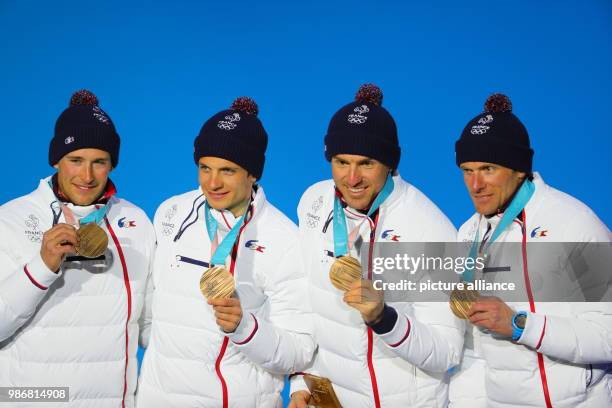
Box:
[217,113,241,130]
[471,126,489,135]
[348,105,369,125]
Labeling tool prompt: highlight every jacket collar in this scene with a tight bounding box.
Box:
[523,172,547,219]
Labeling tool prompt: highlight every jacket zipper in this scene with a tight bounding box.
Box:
[520,210,553,408]
[214,208,253,408]
[105,218,132,408]
[366,211,382,408]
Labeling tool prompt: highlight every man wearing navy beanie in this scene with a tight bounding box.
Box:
[290,84,464,407]
[137,97,315,407]
[450,94,611,408]
[0,90,154,407]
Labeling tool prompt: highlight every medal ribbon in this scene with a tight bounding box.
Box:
[79,205,110,225]
[333,175,394,258]
[61,204,110,226]
[462,179,535,282]
[204,202,248,266]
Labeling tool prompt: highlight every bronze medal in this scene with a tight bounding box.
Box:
[76,223,108,258]
[329,256,362,292]
[303,374,343,408]
[449,288,480,320]
[199,265,235,300]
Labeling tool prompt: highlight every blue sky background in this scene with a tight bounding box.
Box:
[1,1,610,405]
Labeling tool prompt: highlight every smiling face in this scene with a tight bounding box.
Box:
[198,156,256,217]
[54,148,112,206]
[331,154,390,211]
[460,161,526,216]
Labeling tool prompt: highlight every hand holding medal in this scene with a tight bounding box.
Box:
[200,267,240,333]
[40,223,79,272]
[449,288,480,320]
[343,279,385,324]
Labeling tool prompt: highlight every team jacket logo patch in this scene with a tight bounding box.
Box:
[381,229,400,241]
[245,240,265,253]
[161,204,178,236]
[530,226,548,238]
[118,217,136,228]
[24,214,42,243]
[305,196,324,229]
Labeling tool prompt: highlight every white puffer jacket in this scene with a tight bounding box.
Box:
[450,173,612,408]
[292,175,464,407]
[0,177,155,407]
[136,186,315,408]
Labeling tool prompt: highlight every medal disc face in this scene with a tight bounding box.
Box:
[449,288,480,319]
[329,256,362,292]
[200,265,235,299]
[76,223,108,258]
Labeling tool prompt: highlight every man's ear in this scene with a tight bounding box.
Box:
[53,163,59,169]
[248,174,257,184]
[516,171,527,182]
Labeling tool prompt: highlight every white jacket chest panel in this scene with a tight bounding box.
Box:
[151,213,275,367]
[11,206,148,329]
[157,219,266,308]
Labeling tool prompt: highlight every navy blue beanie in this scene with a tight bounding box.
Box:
[455,94,533,173]
[194,97,268,180]
[50,90,120,167]
[324,84,400,170]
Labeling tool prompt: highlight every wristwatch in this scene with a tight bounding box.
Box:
[511,311,528,341]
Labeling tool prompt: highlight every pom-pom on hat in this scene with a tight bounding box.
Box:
[50,89,120,167]
[455,93,533,173]
[194,96,268,179]
[324,83,400,170]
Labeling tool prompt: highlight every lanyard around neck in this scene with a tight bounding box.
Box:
[204,202,248,266]
[80,205,110,225]
[333,175,394,258]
